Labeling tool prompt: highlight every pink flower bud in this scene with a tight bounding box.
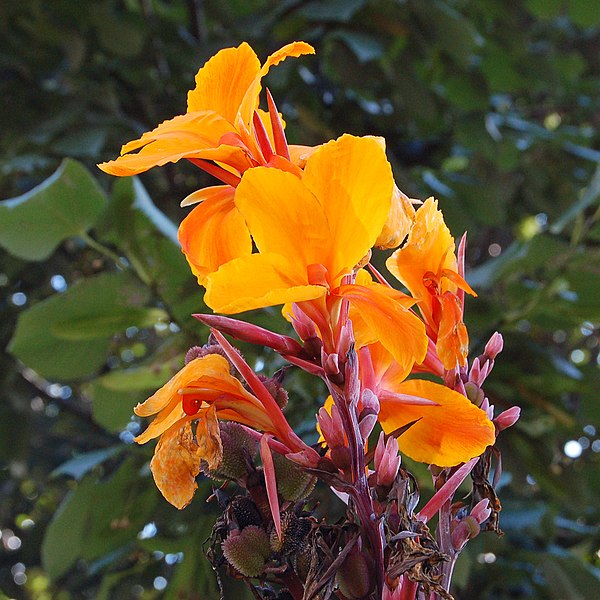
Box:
[317,405,346,449]
[361,388,380,415]
[484,332,504,361]
[451,500,490,551]
[494,406,521,431]
[359,413,378,440]
[374,433,401,488]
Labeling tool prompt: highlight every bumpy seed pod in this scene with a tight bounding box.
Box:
[222,526,271,577]
[269,512,311,556]
[213,422,258,480]
[272,453,316,501]
[335,545,374,599]
[228,495,264,530]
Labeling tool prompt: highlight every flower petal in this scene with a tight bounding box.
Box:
[178,187,252,283]
[378,379,495,467]
[187,42,261,124]
[205,252,325,314]
[196,404,223,471]
[238,42,315,127]
[233,167,331,266]
[150,419,202,509]
[302,135,394,278]
[375,185,416,250]
[98,112,246,176]
[339,283,427,380]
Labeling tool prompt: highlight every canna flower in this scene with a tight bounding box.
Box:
[360,343,495,467]
[386,198,476,369]
[205,134,428,372]
[99,41,315,282]
[134,353,294,509]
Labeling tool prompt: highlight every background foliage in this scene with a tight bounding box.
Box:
[1,1,599,598]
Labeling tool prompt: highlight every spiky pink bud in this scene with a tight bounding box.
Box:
[494,406,521,431]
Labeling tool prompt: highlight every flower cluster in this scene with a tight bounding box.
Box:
[100,42,519,600]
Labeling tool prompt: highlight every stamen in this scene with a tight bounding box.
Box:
[188,158,241,187]
[252,111,274,160]
[266,88,290,160]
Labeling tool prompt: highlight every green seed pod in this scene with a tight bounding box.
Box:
[213,422,258,480]
[272,453,316,501]
[222,526,271,577]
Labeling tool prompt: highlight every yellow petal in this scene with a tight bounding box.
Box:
[98,112,242,176]
[378,379,495,467]
[375,185,416,249]
[150,420,202,509]
[204,253,325,314]
[178,187,252,283]
[436,292,469,369]
[302,135,393,279]
[238,41,315,127]
[233,167,331,267]
[187,42,261,124]
[339,283,427,380]
[180,184,232,207]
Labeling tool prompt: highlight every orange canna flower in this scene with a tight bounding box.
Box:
[361,343,495,467]
[134,353,289,509]
[98,41,315,282]
[386,198,476,369]
[204,134,429,372]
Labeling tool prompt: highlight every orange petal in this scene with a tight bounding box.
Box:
[150,419,202,509]
[339,283,427,380]
[238,42,315,127]
[195,404,223,471]
[178,187,252,283]
[180,184,233,207]
[288,144,318,169]
[436,292,469,369]
[375,185,416,249]
[378,379,495,467]
[134,354,234,418]
[233,167,331,266]
[204,252,326,314]
[302,135,394,279]
[98,112,243,176]
[386,197,456,302]
[187,42,261,124]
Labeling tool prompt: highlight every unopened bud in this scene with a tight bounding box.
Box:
[222,526,271,577]
[323,352,341,378]
[360,388,380,415]
[484,332,504,361]
[374,432,401,489]
[359,413,378,440]
[494,406,521,431]
[317,404,346,449]
[464,382,485,407]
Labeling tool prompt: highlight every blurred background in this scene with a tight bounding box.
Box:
[1,1,599,598]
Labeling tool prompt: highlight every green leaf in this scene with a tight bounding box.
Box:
[8,271,152,380]
[299,0,366,22]
[51,446,126,480]
[0,159,107,261]
[53,307,168,340]
[42,476,96,580]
